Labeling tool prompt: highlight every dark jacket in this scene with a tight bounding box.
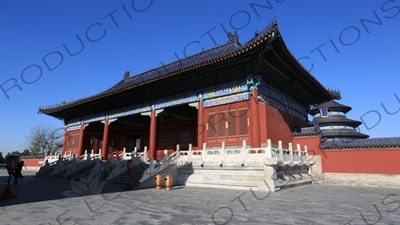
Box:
[13,162,23,178]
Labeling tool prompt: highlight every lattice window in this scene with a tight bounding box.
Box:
[239,109,248,135]
[217,113,226,137]
[207,114,216,138]
[228,111,236,136]
[206,106,249,141]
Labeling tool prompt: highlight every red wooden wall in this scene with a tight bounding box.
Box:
[263,104,309,147]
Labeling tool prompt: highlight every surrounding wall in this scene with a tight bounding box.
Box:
[321,148,400,174]
[293,135,400,188]
[20,156,45,171]
[320,148,400,187]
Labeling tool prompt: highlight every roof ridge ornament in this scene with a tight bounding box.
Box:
[227,31,239,45]
[123,71,130,81]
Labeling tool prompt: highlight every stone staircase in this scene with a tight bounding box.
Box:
[113,161,149,188]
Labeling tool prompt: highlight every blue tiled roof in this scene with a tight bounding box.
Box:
[292,127,321,137]
[319,129,369,139]
[38,20,340,116]
[38,34,244,111]
[320,137,400,149]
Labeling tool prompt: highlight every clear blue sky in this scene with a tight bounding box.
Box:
[1,0,399,154]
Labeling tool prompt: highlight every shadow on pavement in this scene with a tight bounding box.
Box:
[0,170,126,207]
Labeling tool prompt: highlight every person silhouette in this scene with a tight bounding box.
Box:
[13,160,23,185]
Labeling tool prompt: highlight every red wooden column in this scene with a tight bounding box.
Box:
[189,96,205,149]
[62,127,68,154]
[77,123,86,156]
[101,117,117,160]
[149,109,157,160]
[142,106,163,160]
[197,97,205,148]
[102,118,109,160]
[250,87,261,148]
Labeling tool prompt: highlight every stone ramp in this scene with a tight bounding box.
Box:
[113,161,149,187]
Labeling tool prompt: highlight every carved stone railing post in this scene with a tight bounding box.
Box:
[265,140,273,158]
[304,145,308,162]
[201,143,206,164]
[164,149,168,160]
[98,149,102,161]
[266,139,272,158]
[134,147,137,157]
[296,144,301,162]
[278,140,283,161]
[188,144,192,161]
[144,146,148,162]
[241,140,246,166]
[289,143,294,163]
[220,142,225,166]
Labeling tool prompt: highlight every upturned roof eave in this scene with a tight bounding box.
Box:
[270,35,340,101]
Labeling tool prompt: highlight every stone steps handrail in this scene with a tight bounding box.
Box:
[63,156,100,179]
[105,158,128,181]
[48,154,75,178]
[138,145,181,183]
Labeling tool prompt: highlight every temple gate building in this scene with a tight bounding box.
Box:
[38,21,340,160]
[37,20,400,190]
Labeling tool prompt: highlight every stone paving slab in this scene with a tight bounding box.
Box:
[0,169,399,225]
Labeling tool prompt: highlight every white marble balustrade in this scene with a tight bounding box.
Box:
[176,139,309,167]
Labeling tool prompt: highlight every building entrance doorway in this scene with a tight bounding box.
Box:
[126,134,141,152]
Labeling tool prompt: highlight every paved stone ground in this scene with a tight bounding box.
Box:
[0,169,399,225]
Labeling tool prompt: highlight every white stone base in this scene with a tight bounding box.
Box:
[176,164,312,192]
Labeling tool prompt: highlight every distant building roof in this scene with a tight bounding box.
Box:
[292,127,321,137]
[312,117,362,127]
[320,137,400,149]
[309,100,352,115]
[319,129,369,139]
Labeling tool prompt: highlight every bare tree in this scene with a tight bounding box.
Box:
[26,125,63,156]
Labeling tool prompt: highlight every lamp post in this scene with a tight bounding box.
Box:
[125,159,133,190]
[0,155,19,200]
